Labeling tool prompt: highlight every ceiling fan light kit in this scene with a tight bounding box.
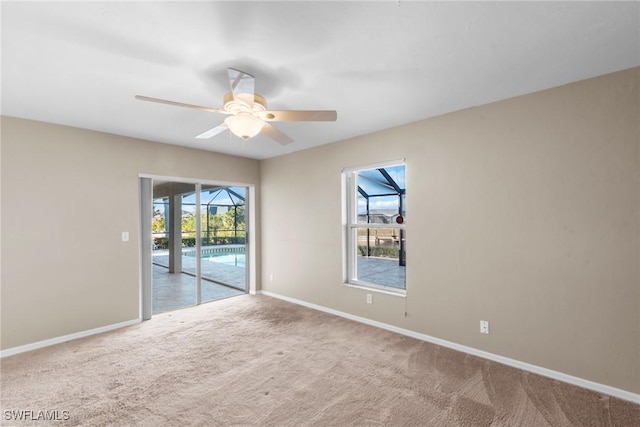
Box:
[136,68,337,145]
[224,114,265,141]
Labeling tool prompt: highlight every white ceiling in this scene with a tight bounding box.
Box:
[2,1,639,160]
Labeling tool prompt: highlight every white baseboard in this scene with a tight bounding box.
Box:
[258,290,640,404]
[0,318,141,358]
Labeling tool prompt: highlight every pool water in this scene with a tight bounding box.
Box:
[203,252,245,268]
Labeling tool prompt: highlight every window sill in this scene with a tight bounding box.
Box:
[343,281,406,298]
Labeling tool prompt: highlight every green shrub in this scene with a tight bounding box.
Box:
[154,238,168,249]
[358,245,399,258]
[204,236,246,245]
[181,237,195,247]
[153,236,246,249]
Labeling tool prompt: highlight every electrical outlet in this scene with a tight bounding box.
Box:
[121,231,129,242]
[480,320,490,334]
[366,293,372,304]
[269,274,273,282]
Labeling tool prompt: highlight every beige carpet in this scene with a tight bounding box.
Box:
[1,295,638,426]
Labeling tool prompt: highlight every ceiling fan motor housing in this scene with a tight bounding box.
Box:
[223,92,267,116]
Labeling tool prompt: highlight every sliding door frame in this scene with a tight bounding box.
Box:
[139,177,153,320]
[138,174,257,320]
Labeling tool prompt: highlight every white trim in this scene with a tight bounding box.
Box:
[0,319,141,358]
[247,185,257,295]
[139,177,153,321]
[342,158,406,173]
[341,173,349,283]
[138,173,247,189]
[343,281,406,297]
[257,290,640,404]
[195,183,202,305]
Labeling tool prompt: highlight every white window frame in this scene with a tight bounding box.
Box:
[342,159,406,296]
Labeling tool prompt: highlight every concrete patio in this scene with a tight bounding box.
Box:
[152,246,247,314]
[357,256,406,289]
[152,264,244,314]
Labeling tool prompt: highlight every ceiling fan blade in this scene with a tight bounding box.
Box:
[261,122,294,145]
[227,68,255,108]
[195,123,228,139]
[135,95,225,114]
[257,110,337,122]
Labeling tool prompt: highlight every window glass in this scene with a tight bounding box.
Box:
[345,163,406,292]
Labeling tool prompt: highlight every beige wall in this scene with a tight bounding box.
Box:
[1,118,260,349]
[260,67,640,394]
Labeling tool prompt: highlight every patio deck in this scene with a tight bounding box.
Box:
[357,257,406,289]
[152,246,247,314]
[153,264,244,314]
[153,247,246,289]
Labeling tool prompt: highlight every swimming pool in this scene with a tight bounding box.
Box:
[203,252,245,267]
[185,248,246,268]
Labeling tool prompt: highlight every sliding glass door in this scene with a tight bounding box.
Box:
[152,182,198,313]
[149,180,247,315]
[199,185,247,303]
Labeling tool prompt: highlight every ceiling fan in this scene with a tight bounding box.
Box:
[135,68,337,145]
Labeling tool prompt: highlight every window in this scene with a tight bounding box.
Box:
[344,161,406,293]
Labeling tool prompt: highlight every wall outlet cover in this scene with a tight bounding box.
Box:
[480,320,490,334]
